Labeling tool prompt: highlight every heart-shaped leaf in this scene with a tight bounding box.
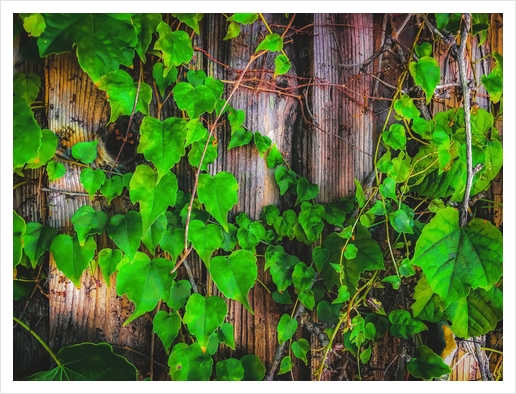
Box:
[14,73,41,104]
[266,143,284,169]
[106,211,142,262]
[217,322,236,350]
[407,345,451,380]
[71,205,108,246]
[142,213,167,255]
[132,13,162,62]
[228,127,252,150]
[228,13,259,25]
[116,253,174,325]
[22,13,46,38]
[253,131,272,157]
[172,13,204,35]
[154,21,193,73]
[292,262,314,295]
[72,140,98,164]
[153,311,181,354]
[274,54,291,77]
[256,33,283,53]
[388,309,428,339]
[274,166,297,196]
[99,175,124,204]
[164,279,191,312]
[152,62,177,97]
[291,338,310,365]
[409,56,440,104]
[173,82,217,119]
[80,167,106,199]
[187,220,223,268]
[215,358,244,381]
[241,354,265,381]
[277,314,298,345]
[160,228,186,263]
[97,248,123,287]
[183,294,227,352]
[211,249,257,314]
[236,221,265,252]
[13,95,41,170]
[278,356,294,375]
[296,177,319,205]
[22,222,58,269]
[47,160,66,181]
[50,234,96,288]
[168,342,213,381]
[388,209,414,234]
[394,94,420,120]
[382,124,406,150]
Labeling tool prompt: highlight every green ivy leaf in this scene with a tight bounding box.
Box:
[266,143,284,169]
[388,209,414,234]
[415,42,433,58]
[71,206,108,246]
[168,342,213,381]
[154,21,193,73]
[394,94,420,120]
[296,177,319,205]
[407,345,451,380]
[317,300,342,324]
[278,356,294,375]
[313,246,330,272]
[274,54,291,77]
[332,285,350,304]
[411,207,503,307]
[80,167,106,199]
[188,220,223,268]
[409,56,440,104]
[152,62,177,98]
[163,279,191,312]
[22,223,57,269]
[184,294,227,352]
[265,245,299,292]
[262,204,281,226]
[354,178,366,208]
[47,160,66,181]
[22,13,46,37]
[434,14,450,30]
[197,171,238,232]
[299,203,324,239]
[215,358,244,381]
[217,322,236,350]
[138,116,187,180]
[98,69,152,124]
[25,342,137,381]
[97,248,122,287]
[446,286,502,338]
[211,250,257,313]
[387,151,412,183]
[411,276,444,323]
[185,119,207,147]
[13,211,26,268]
[292,262,314,295]
[237,221,265,252]
[471,140,502,195]
[142,213,167,255]
[50,234,96,288]
[343,243,358,260]
[241,354,265,381]
[481,52,503,104]
[187,134,218,170]
[388,309,428,339]
[159,228,184,264]
[291,338,310,365]
[412,117,434,140]
[360,346,372,364]
[256,33,283,53]
[106,211,142,262]
[272,291,293,305]
[70,135,98,166]
[14,73,41,103]
[382,124,406,150]
[274,166,297,196]
[382,275,401,290]
[228,13,259,25]
[224,21,240,40]
[205,77,224,99]
[253,131,272,157]
[132,13,161,62]
[379,177,397,200]
[13,95,42,170]
[323,223,384,294]
[116,253,173,325]
[173,82,217,119]
[99,175,124,204]
[228,107,245,131]
[277,314,298,345]
[228,127,253,150]
[323,199,353,227]
[273,209,298,240]
[365,313,389,340]
[172,13,204,35]
[153,311,181,354]
[130,165,178,235]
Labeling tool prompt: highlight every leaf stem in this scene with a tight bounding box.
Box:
[13,316,62,367]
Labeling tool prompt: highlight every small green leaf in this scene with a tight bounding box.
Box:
[197,171,238,232]
[72,140,98,165]
[142,213,167,255]
[97,248,122,287]
[216,358,244,381]
[262,204,281,226]
[277,314,298,345]
[241,354,266,381]
[116,253,173,325]
[481,52,503,104]
[211,250,257,313]
[407,345,451,380]
[164,279,191,312]
[50,234,96,288]
[272,291,293,305]
[272,210,298,240]
[173,82,217,119]
[168,342,213,381]
[291,338,310,365]
[292,262,315,295]
[256,33,283,53]
[379,177,397,200]
[274,166,297,196]
[274,54,291,77]
[224,21,240,40]
[313,246,330,272]
[14,73,41,103]
[13,95,42,170]
[228,127,252,150]
[266,143,284,169]
[80,167,106,199]
[13,211,26,268]
[187,134,218,170]
[185,119,207,147]
[106,211,142,262]
[382,124,406,150]
[132,13,162,62]
[415,42,432,58]
[409,56,440,104]
[46,160,66,181]
[278,356,294,375]
[152,62,177,98]
[228,13,259,25]
[299,289,315,310]
[394,94,420,120]
[228,108,246,131]
[360,346,372,364]
[382,275,401,290]
[354,178,366,208]
[99,175,124,204]
[184,294,227,352]
[434,13,450,30]
[172,13,204,35]
[388,209,414,234]
[188,220,223,268]
[217,322,236,350]
[237,221,265,252]
[343,243,358,259]
[153,311,181,354]
[296,177,319,205]
[71,206,108,246]
[317,301,341,324]
[154,21,194,71]
[22,13,46,37]
[332,285,350,304]
[388,309,428,339]
[160,228,185,263]
[22,222,57,269]
[253,131,272,157]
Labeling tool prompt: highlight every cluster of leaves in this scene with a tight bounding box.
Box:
[13,12,503,382]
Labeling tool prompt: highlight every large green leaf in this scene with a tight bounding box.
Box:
[295,177,319,205]
[46,160,66,181]
[80,167,106,199]
[13,95,41,170]
[97,248,122,287]
[173,82,217,119]
[185,119,207,147]
[393,94,420,120]
[71,205,108,246]
[411,276,444,323]
[154,21,193,74]
[410,207,503,307]
[409,56,441,104]
[153,311,181,354]
[99,175,124,204]
[407,345,451,380]
[116,252,174,325]
[106,211,142,262]
[388,309,428,339]
[25,342,137,381]
[197,171,238,232]
[22,222,57,269]
[277,314,298,345]
[72,140,98,164]
[138,116,187,181]
[172,13,204,35]
[168,342,213,381]
[183,294,227,352]
[14,73,41,103]
[215,358,244,381]
[25,129,58,170]
[241,354,265,381]
[211,250,257,314]
[187,220,223,268]
[382,123,406,150]
[228,127,253,150]
[446,286,503,338]
[50,234,96,287]
[38,14,137,84]
[323,223,384,294]
[131,13,161,62]
[129,164,178,235]
[13,210,26,268]
[98,69,152,124]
